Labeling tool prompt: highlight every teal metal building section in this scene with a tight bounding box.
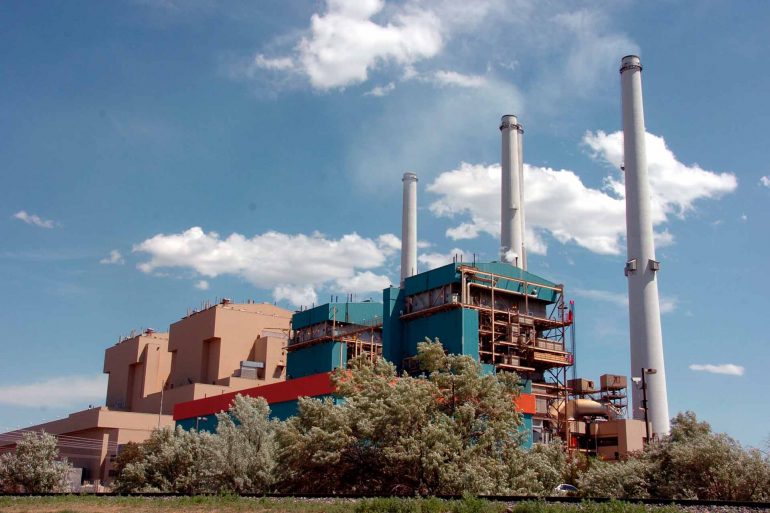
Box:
[403,263,558,301]
[177,414,218,432]
[382,286,405,366]
[287,341,347,379]
[289,300,383,380]
[383,262,561,370]
[292,301,383,330]
[401,308,479,362]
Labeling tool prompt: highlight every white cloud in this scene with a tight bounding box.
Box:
[253,54,295,71]
[295,0,443,89]
[335,270,392,292]
[99,250,125,265]
[760,176,770,188]
[12,211,56,229]
[654,230,675,248]
[134,227,395,306]
[689,363,745,376]
[431,70,486,88]
[243,0,510,92]
[194,279,210,290]
[377,233,401,253]
[274,285,317,307]
[429,161,623,254]
[365,82,396,97]
[238,0,638,121]
[418,247,468,271]
[0,375,107,408]
[428,131,737,255]
[584,131,737,221]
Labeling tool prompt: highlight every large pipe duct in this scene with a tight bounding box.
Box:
[400,172,418,285]
[620,55,670,437]
[500,115,525,268]
[551,399,618,420]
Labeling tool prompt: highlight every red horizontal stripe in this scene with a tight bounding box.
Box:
[173,372,335,421]
[174,373,536,420]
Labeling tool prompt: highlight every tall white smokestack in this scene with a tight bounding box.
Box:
[500,115,525,267]
[517,123,527,271]
[400,172,418,285]
[620,55,670,437]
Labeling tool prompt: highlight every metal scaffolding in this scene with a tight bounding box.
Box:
[399,264,573,442]
[289,307,383,363]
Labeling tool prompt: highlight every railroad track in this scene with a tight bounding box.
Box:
[1,492,769,509]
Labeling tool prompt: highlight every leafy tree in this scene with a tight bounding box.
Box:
[114,395,277,494]
[577,457,652,498]
[113,427,216,493]
[644,412,770,500]
[210,395,277,493]
[0,431,72,493]
[505,440,581,496]
[112,441,142,481]
[276,338,526,495]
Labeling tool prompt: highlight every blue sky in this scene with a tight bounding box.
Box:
[1,0,769,447]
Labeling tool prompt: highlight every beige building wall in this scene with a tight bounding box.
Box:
[2,301,293,485]
[593,419,647,459]
[167,302,291,389]
[101,302,292,415]
[102,302,291,416]
[103,331,171,411]
[135,381,275,416]
[0,407,174,485]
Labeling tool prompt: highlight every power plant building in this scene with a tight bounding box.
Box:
[2,55,669,485]
[174,108,651,457]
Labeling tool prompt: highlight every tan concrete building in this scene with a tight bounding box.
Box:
[0,300,293,486]
[592,419,647,460]
[104,330,171,412]
[0,408,174,484]
[134,300,292,415]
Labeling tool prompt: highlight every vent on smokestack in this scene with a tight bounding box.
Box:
[400,172,418,285]
[500,115,525,268]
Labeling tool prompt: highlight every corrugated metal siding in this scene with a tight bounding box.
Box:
[287,341,347,379]
[382,287,404,367]
[402,262,559,303]
[292,302,383,330]
[403,263,459,296]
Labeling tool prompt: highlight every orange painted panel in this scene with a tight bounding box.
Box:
[514,393,536,415]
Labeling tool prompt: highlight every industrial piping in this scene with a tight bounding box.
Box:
[500,115,525,268]
[400,172,418,285]
[620,55,670,436]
